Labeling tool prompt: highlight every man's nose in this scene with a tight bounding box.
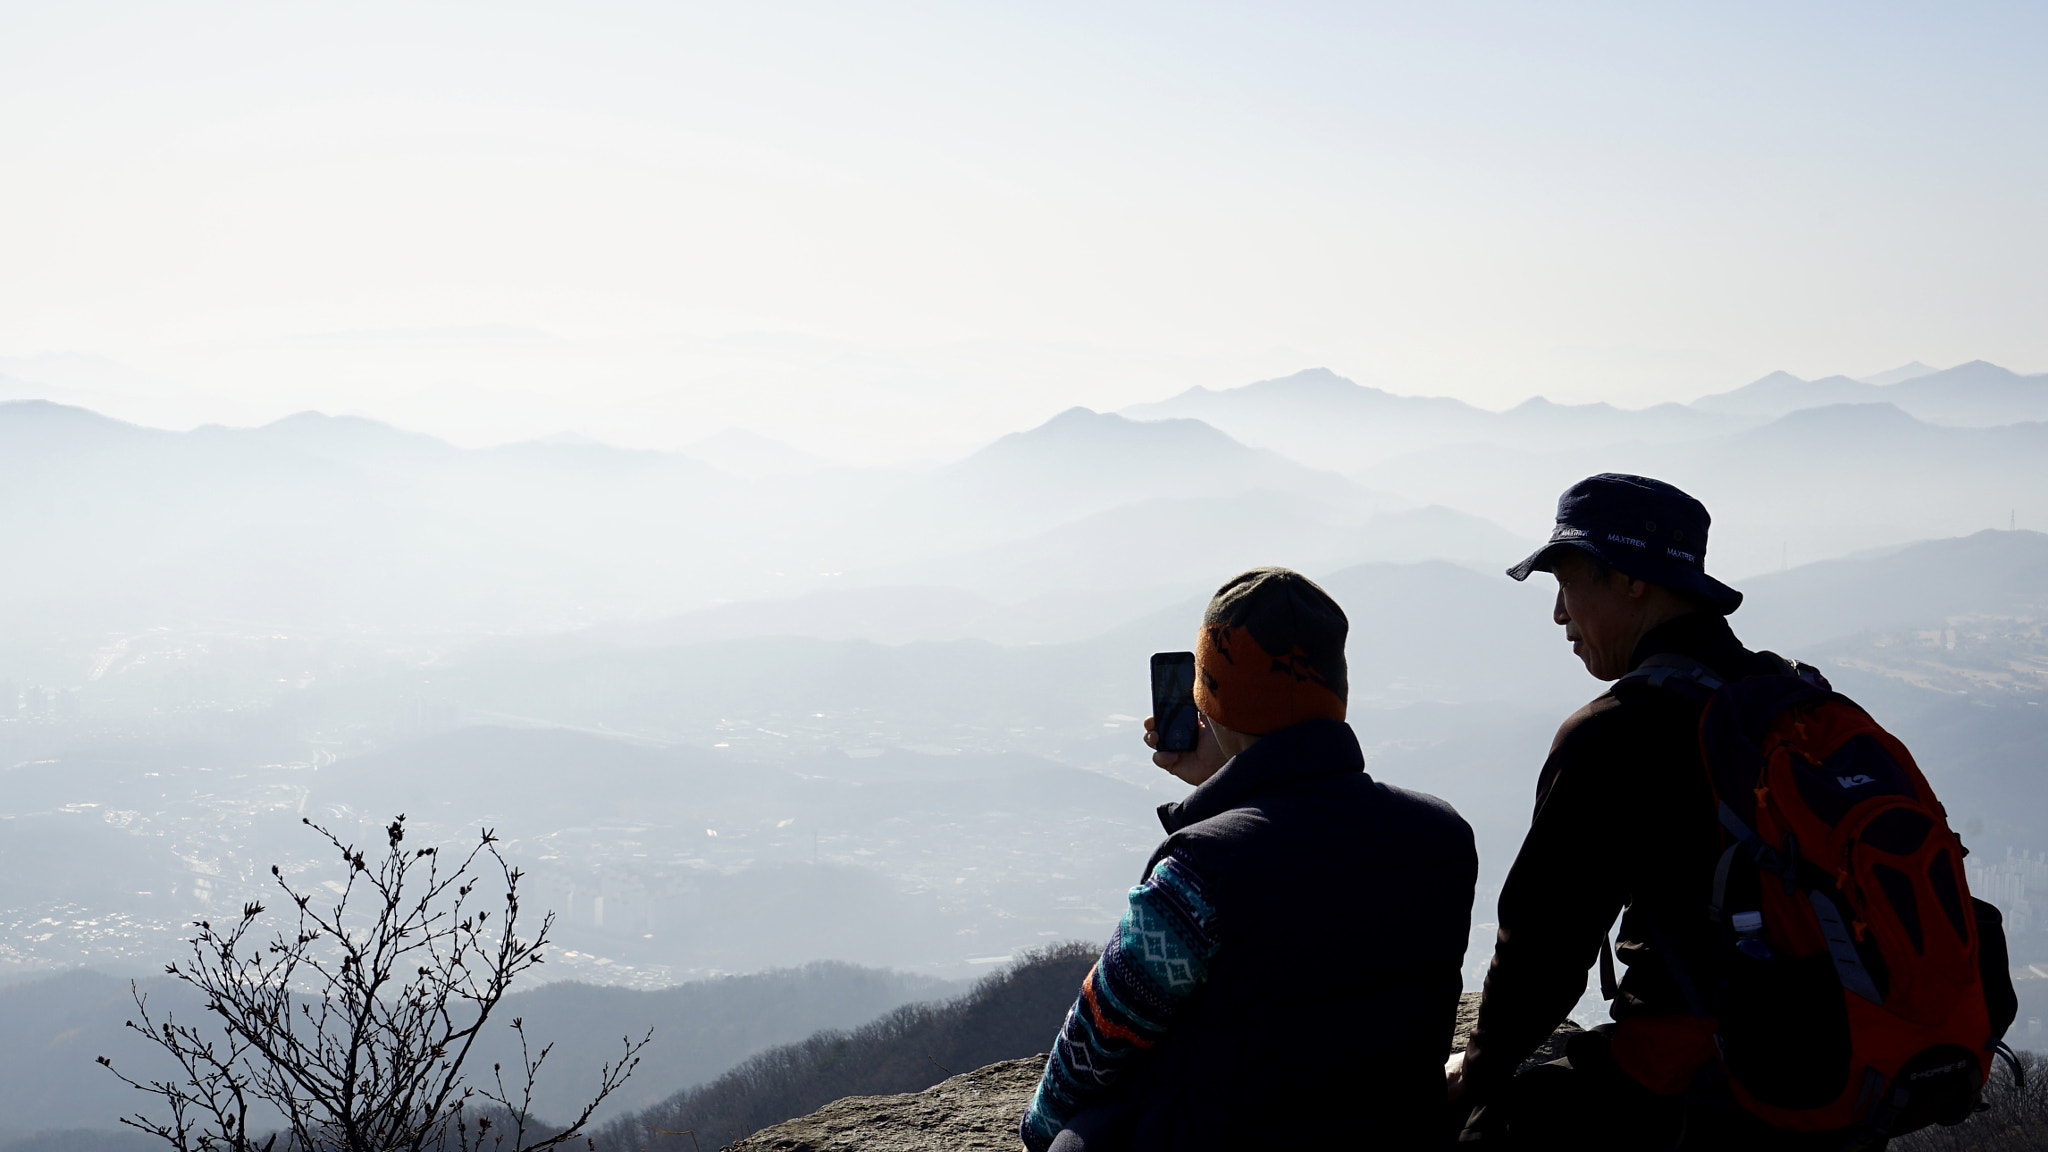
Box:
[1553,589,1570,626]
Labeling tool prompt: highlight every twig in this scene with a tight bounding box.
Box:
[646,1126,701,1152]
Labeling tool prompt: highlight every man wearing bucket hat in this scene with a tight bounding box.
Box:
[1022,567,1478,1151]
[1446,474,1824,1149]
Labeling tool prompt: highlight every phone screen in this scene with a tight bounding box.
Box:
[1150,651,1199,753]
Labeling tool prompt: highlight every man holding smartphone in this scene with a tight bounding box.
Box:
[1021,567,1478,1151]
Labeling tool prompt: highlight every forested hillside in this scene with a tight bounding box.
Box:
[594,944,1095,1150]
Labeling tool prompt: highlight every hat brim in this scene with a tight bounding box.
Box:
[1506,540,1743,615]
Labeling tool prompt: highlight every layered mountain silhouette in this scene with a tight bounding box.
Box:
[1353,402,2048,576]
[873,406,1363,551]
[0,400,1364,633]
[852,495,1513,603]
[1120,367,1741,471]
[1738,529,2048,650]
[1859,362,1941,387]
[13,357,2043,643]
[1123,362,2048,476]
[1693,360,2048,425]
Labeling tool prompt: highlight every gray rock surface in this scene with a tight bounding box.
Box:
[721,1055,1045,1151]
[723,993,1583,1151]
[1455,989,1583,1069]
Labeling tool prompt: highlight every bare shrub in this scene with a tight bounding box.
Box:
[101,815,651,1152]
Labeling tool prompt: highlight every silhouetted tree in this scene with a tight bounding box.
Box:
[101,815,650,1152]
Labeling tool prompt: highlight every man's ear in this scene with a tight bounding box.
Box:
[1623,576,1650,600]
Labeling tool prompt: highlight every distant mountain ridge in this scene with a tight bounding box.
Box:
[1738,529,2048,650]
[1351,402,2048,577]
[1859,361,1940,387]
[1121,360,2046,474]
[1691,370,1881,418]
[890,405,1363,546]
[1,357,2042,643]
[848,493,1503,604]
[1120,368,1744,471]
[0,400,1354,634]
[1693,360,2048,425]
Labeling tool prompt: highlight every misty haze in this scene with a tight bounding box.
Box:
[3,4,2047,1150]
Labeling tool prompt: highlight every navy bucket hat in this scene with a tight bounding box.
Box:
[1507,473,1743,614]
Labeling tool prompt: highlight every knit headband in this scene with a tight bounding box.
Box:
[1191,568,1348,736]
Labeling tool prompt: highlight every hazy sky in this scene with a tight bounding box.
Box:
[1,2,2043,461]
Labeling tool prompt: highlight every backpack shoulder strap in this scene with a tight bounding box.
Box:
[1753,648,1835,690]
[1616,652,1727,693]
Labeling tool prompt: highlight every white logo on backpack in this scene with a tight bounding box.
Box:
[1837,774,1876,789]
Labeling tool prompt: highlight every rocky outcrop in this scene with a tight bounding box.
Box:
[722,1055,1045,1151]
[1454,989,1582,1068]
[722,993,1580,1151]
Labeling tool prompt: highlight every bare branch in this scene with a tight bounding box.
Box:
[102,814,644,1152]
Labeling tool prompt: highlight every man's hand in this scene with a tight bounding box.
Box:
[1144,712,1229,787]
[1444,1050,1469,1103]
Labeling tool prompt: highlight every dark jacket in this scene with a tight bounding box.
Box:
[1460,611,1784,1099]
[1122,717,1478,1150]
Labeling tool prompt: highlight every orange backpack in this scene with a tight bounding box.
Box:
[1617,654,2020,1140]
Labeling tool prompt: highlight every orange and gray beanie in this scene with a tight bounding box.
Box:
[1192,567,1348,736]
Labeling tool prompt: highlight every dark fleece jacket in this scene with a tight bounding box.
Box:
[1119,717,1478,1150]
[1460,611,1786,1099]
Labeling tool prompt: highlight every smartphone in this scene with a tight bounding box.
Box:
[1150,651,1200,753]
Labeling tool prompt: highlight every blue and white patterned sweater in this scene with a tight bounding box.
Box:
[1020,852,1223,1152]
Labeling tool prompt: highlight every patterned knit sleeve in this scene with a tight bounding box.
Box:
[1019,852,1221,1152]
